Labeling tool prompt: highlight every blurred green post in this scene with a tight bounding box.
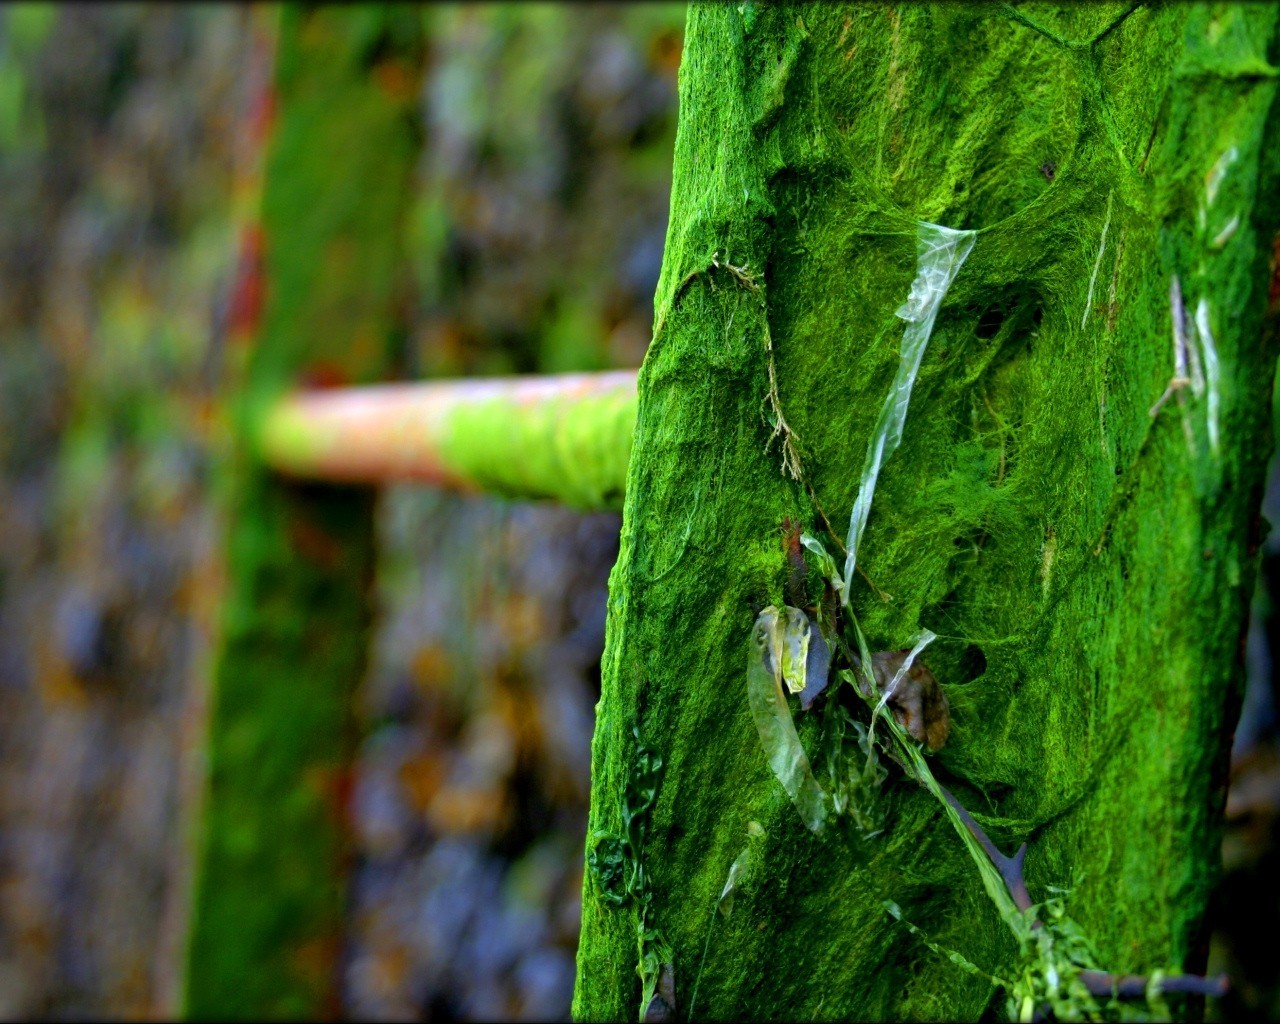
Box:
[180,5,423,1019]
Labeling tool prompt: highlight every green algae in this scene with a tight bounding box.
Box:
[439,384,636,511]
[587,730,672,1021]
[181,6,423,1019]
[575,3,1280,1020]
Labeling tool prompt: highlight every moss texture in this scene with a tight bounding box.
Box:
[440,386,636,510]
[182,6,422,1019]
[575,3,1280,1020]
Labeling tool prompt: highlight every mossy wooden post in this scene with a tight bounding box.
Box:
[182,6,422,1019]
[575,4,1280,1020]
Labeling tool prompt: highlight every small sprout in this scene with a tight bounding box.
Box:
[688,824,765,1020]
[1195,298,1221,457]
[1149,274,1200,417]
[800,532,844,593]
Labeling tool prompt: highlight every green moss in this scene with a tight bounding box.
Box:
[440,385,636,511]
[576,3,1280,1020]
[181,6,423,1019]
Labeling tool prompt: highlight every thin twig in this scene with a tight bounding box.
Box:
[940,787,1032,912]
[936,784,1228,1003]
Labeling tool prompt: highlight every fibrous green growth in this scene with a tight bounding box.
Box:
[576,3,1280,1020]
[588,730,673,1022]
[800,525,1225,1020]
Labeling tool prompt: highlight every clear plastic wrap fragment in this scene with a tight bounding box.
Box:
[800,532,844,592]
[842,222,977,601]
[780,605,811,695]
[1195,298,1221,456]
[823,705,887,837]
[1081,192,1113,331]
[746,607,829,832]
[1205,146,1238,207]
[1171,275,1204,398]
[718,847,751,918]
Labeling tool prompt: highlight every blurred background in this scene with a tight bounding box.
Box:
[0,3,1275,1021]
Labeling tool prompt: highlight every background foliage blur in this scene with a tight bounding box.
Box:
[0,3,1276,1021]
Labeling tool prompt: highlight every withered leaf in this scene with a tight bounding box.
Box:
[798,619,831,711]
[870,650,950,751]
[642,963,677,1023]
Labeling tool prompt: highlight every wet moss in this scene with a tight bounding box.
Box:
[576,4,1280,1020]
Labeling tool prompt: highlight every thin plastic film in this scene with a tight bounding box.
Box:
[1195,298,1222,456]
[800,533,844,592]
[718,847,751,918]
[1081,192,1113,331]
[843,222,977,601]
[746,607,829,832]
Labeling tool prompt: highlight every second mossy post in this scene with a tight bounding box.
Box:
[182,6,423,1020]
[575,4,1280,1021]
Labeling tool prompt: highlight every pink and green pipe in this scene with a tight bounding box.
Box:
[256,369,639,511]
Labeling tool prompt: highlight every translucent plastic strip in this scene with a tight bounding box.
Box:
[1195,298,1221,456]
[746,607,829,832]
[1081,191,1113,331]
[842,222,976,601]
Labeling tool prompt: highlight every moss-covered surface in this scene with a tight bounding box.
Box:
[256,375,637,511]
[181,6,422,1019]
[439,385,636,511]
[576,3,1280,1020]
